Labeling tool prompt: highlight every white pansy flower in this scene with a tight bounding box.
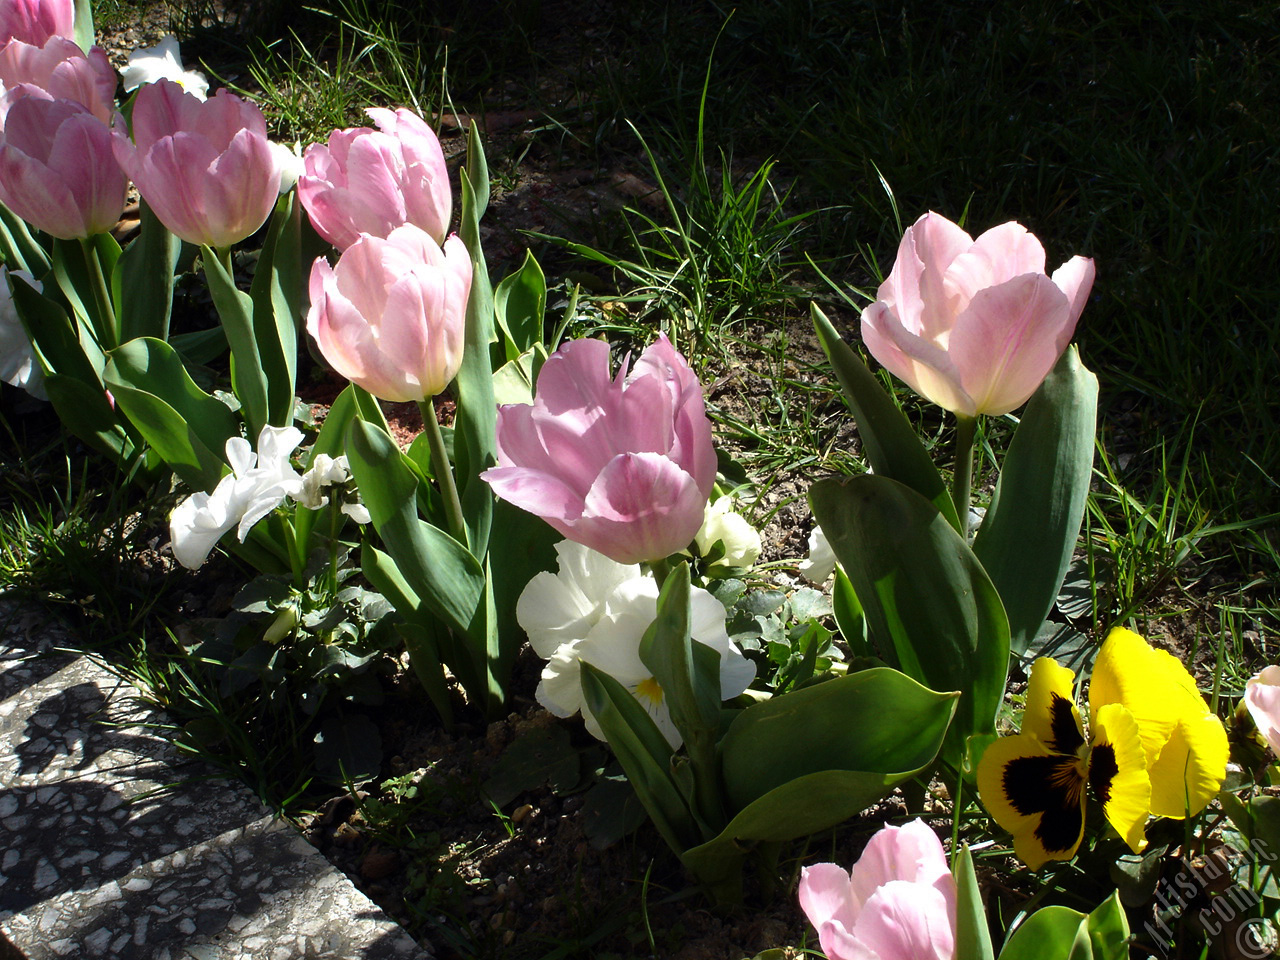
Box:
[0,266,46,400]
[291,453,350,509]
[169,425,304,568]
[798,524,838,583]
[121,36,209,100]
[340,501,371,525]
[519,541,756,747]
[694,495,762,571]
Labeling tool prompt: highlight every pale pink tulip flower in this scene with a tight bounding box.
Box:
[861,211,1095,417]
[0,0,74,48]
[0,96,125,239]
[306,224,471,402]
[298,107,451,250]
[113,79,281,248]
[1245,666,1280,757]
[798,819,957,960]
[0,37,117,122]
[482,335,717,565]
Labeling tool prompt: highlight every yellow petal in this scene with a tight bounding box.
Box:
[1023,657,1085,755]
[977,733,1086,871]
[1089,627,1227,817]
[1147,712,1230,818]
[1088,702,1150,854]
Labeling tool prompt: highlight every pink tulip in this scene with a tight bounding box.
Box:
[0,37,117,123]
[1245,666,1280,757]
[798,820,957,960]
[0,96,125,239]
[0,0,73,47]
[306,224,471,402]
[481,335,716,565]
[113,79,281,247]
[298,107,451,251]
[861,211,1095,417]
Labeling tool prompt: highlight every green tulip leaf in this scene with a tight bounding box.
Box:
[831,566,869,657]
[998,905,1090,960]
[973,346,1098,654]
[345,418,485,638]
[955,845,996,960]
[453,123,498,556]
[494,249,546,360]
[811,303,960,533]
[0,200,50,274]
[247,192,301,427]
[202,245,269,436]
[73,0,95,52]
[113,198,181,343]
[41,372,135,463]
[640,564,723,745]
[719,667,956,809]
[104,337,239,491]
[810,475,1010,764]
[579,661,699,857]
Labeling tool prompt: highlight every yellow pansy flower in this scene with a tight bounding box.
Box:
[978,628,1228,870]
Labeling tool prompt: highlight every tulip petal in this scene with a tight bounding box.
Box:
[799,863,859,934]
[576,452,706,564]
[944,220,1047,306]
[890,211,973,339]
[861,300,975,416]
[854,881,955,960]
[1245,670,1280,756]
[1051,255,1096,328]
[948,272,1073,415]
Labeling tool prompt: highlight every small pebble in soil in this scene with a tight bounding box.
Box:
[511,803,533,824]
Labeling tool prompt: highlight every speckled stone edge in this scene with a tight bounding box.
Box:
[0,598,433,960]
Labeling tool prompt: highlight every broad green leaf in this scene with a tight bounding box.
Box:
[112,199,180,342]
[42,373,135,462]
[248,192,302,426]
[494,250,546,360]
[345,418,484,637]
[202,246,269,436]
[811,303,960,532]
[973,346,1098,654]
[998,905,1089,960]
[1085,890,1130,960]
[492,349,537,406]
[954,845,996,960]
[104,337,238,491]
[0,201,49,274]
[831,567,869,657]
[487,498,558,690]
[170,327,228,366]
[810,475,1010,764]
[394,621,454,727]
[639,564,723,745]
[580,661,698,857]
[73,0,94,52]
[719,667,956,809]
[11,279,103,386]
[453,123,497,555]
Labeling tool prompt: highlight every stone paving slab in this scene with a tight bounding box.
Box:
[0,599,433,960]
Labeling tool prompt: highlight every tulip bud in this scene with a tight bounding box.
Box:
[298,107,451,250]
[862,211,1095,417]
[113,79,281,248]
[483,335,717,565]
[0,96,125,239]
[306,224,471,402]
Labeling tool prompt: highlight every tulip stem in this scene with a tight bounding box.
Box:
[951,415,977,540]
[419,397,467,547]
[80,238,117,349]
